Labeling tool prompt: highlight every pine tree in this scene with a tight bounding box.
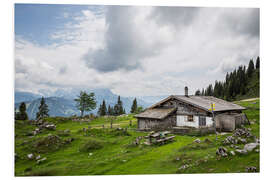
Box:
[201,88,205,96]
[195,90,201,96]
[256,56,260,69]
[100,100,107,116]
[97,104,102,116]
[130,98,138,113]
[113,96,124,115]
[36,97,49,120]
[247,59,255,78]
[107,105,114,115]
[16,102,28,120]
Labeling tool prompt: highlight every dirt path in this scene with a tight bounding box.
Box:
[240,97,259,102]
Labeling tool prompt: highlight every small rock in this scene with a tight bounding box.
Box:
[37,157,47,164]
[89,153,93,156]
[255,149,259,153]
[15,153,19,161]
[246,166,257,172]
[36,155,41,160]
[235,149,247,154]
[204,138,212,143]
[122,160,127,162]
[230,151,235,156]
[216,147,228,157]
[64,129,70,133]
[193,138,201,143]
[179,164,189,170]
[27,153,34,160]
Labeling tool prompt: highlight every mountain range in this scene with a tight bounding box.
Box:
[15,89,167,120]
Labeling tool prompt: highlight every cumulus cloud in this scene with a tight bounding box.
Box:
[149,6,201,28]
[219,8,259,38]
[83,6,174,72]
[15,5,260,96]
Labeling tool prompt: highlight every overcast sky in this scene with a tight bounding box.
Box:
[15,4,259,97]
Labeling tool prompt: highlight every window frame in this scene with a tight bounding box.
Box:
[187,115,194,122]
[199,116,206,126]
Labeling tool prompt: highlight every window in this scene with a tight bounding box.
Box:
[187,115,194,122]
[199,116,206,126]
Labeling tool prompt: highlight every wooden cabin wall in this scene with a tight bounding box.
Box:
[137,114,176,130]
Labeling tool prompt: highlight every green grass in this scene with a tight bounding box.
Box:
[15,99,260,176]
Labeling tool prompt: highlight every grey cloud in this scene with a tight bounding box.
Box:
[59,66,67,74]
[220,8,259,38]
[149,6,201,28]
[83,6,166,72]
[15,58,28,74]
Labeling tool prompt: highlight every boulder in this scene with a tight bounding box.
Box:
[233,128,252,138]
[223,136,238,145]
[216,147,228,157]
[243,143,259,152]
[45,124,56,130]
[237,137,247,144]
[193,138,201,143]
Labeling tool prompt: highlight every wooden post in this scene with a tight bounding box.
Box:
[211,103,217,140]
[129,120,132,126]
[102,124,104,129]
[110,117,113,129]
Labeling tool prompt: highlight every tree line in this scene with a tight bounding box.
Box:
[15,91,144,120]
[97,97,143,116]
[195,56,260,101]
[15,97,49,120]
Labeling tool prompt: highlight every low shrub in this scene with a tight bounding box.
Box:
[33,134,65,153]
[110,128,131,137]
[179,143,214,152]
[26,167,60,176]
[79,139,104,152]
[57,130,70,137]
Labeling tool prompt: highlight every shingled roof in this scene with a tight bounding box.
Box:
[134,108,176,120]
[148,95,245,112]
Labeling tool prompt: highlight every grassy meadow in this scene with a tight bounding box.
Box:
[14,99,260,176]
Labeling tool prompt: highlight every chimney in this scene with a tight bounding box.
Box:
[184,86,188,97]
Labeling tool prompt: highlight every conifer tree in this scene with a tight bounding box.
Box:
[100,100,107,116]
[36,97,49,120]
[113,96,124,115]
[130,98,138,113]
[97,104,102,116]
[247,59,255,78]
[107,105,114,115]
[195,90,201,96]
[16,102,28,120]
[256,56,260,69]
